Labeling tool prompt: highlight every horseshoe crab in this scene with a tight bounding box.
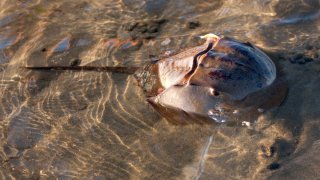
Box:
[25,34,287,125]
[134,34,287,124]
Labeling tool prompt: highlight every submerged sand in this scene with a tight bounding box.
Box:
[0,0,319,179]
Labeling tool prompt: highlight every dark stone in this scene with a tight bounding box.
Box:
[70,58,81,66]
[213,90,220,96]
[143,34,157,39]
[304,43,313,50]
[297,58,306,64]
[125,22,138,31]
[77,104,88,111]
[296,57,313,64]
[135,23,148,33]
[303,57,313,63]
[293,53,304,60]
[155,19,167,24]
[188,21,201,29]
[267,162,280,170]
[149,55,159,63]
[147,25,159,33]
[289,58,296,64]
[41,48,47,52]
[290,53,313,64]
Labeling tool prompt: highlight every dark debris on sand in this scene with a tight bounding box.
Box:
[267,162,281,170]
[289,53,315,64]
[188,21,201,29]
[70,58,81,66]
[122,19,167,40]
[288,44,319,64]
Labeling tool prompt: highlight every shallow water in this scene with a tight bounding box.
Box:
[0,0,319,179]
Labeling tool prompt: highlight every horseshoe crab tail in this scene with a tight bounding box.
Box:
[23,66,140,74]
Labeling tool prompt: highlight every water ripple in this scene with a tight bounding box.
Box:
[0,0,319,179]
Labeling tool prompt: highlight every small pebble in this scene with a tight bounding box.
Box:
[303,57,313,63]
[304,43,313,50]
[293,53,304,60]
[188,21,201,29]
[53,37,70,53]
[290,53,313,64]
[164,50,175,56]
[12,75,21,81]
[76,39,90,47]
[143,34,157,39]
[125,22,138,31]
[241,121,251,127]
[267,162,280,170]
[149,54,159,62]
[70,58,81,66]
[147,25,158,33]
[297,58,306,64]
[161,38,171,46]
[213,90,220,96]
[233,109,239,115]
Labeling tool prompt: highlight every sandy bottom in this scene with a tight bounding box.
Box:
[0,0,319,179]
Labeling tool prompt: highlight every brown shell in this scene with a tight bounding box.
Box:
[190,37,276,100]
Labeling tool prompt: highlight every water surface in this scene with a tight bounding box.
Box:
[0,0,320,179]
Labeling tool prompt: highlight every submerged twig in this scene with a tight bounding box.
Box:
[195,135,213,180]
